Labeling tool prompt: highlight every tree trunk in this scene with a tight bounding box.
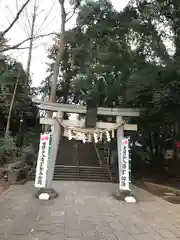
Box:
[49,0,66,104]
[4,76,19,139]
[45,0,66,128]
[26,0,37,82]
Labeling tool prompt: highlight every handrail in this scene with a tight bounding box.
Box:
[74,142,79,180]
[93,142,103,166]
[106,146,113,181]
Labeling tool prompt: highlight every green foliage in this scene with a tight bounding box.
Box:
[0,136,16,164]
[0,37,39,162]
[43,0,137,106]
[43,0,180,112]
[40,0,180,170]
[0,58,38,135]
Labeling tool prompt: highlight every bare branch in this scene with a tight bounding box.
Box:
[10,44,40,50]
[35,16,57,36]
[1,0,31,38]
[24,22,31,36]
[1,32,57,52]
[65,1,81,23]
[5,16,12,27]
[26,0,38,77]
[66,7,77,22]
[6,5,15,19]
[36,1,56,34]
[35,0,56,35]
[26,12,33,30]
[16,0,19,12]
[6,1,30,36]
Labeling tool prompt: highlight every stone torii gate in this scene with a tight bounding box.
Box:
[32,98,140,200]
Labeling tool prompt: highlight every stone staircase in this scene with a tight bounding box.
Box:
[56,137,100,166]
[53,165,111,182]
[53,166,78,181]
[53,137,112,182]
[56,137,77,166]
[78,141,100,166]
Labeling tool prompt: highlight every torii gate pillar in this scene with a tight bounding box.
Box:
[116,116,124,189]
[35,117,62,199]
[114,116,136,203]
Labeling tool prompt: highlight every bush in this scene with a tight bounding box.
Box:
[0,136,16,165]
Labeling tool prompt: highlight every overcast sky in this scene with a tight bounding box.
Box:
[0,0,130,87]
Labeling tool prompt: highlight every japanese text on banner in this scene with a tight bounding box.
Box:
[35,133,51,188]
[120,138,130,190]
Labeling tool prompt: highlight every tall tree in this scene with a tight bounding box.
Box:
[125,0,180,114]
[47,0,80,102]
[44,0,151,106]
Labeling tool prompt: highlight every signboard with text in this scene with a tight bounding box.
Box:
[35,133,51,188]
[119,138,130,191]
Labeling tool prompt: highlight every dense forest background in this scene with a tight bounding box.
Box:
[1,0,180,179]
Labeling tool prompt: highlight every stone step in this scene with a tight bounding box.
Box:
[55,166,108,170]
[54,172,77,175]
[54,167,77,171]
[53,173,109,177]
[54,171,109,177]
[54,170,109,175]
[53,165,111,182]
[53,177,78,181]
[53,177,111,182]
[53,176,111,182]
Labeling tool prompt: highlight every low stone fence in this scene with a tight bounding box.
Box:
[7,160,30,184]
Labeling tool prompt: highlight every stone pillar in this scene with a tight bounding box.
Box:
[116,116,123,190]
[46,118,61,189]
[35,115,63,199]
[114,116,136,203]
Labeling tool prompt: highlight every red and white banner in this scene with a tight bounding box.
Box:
[119,138,130,191]
[35,133,51,188]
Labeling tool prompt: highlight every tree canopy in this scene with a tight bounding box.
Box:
[41,0,180,119]
[38,0,180,174]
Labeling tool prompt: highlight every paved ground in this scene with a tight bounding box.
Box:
[0,182,180,239]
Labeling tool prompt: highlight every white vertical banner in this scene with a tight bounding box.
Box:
[35,133,51,188]
[119,137,130,191]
